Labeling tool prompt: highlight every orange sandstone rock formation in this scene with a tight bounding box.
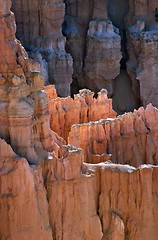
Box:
[44,85,58,100]
[0,0,64,164]
[2,134,158,240]
[45,88,116,141]
[0,139,53,240]
[42,145,103,240]
[0,1,158,240]
[69,104,158,166]
[42,147,158,240]
[89,163,158,240]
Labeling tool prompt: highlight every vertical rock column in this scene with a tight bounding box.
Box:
[126,0,158,107]
[64,0,122,95]
[83,0,121,96]
[84,20,122,95]
[0,0,61,164]
[12,0,73,97]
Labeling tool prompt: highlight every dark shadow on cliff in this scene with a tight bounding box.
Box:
[108,0,141,113]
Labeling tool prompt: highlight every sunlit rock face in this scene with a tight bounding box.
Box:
[0,0,65,165]
[0,1,158,240]
[69,104,158,167]
[0,139,53,240]
[45,87,116,141]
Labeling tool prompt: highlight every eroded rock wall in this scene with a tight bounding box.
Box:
[64,0,158,111]
[45,87,116,141]
[64,0,122,96]
[11,0,158,112]
[127,22,158,107]
[42,150,158,240]
[0,1,158,240]
[69,104,158,167]
[127,0,157,28]
[0,139,53,240]
[0,0,65,165]
[12,0,73,97]
[125,1,158,108]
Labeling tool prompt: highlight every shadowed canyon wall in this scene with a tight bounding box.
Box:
[0,0,158,240]
[11,0,158,113]
[63,0,122,97]
[12,0,73,97]
[63,0,158,112]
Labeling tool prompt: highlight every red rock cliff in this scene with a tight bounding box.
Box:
[0,1,158,240]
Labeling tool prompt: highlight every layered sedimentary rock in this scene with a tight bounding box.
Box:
[69,104,158,166]
[42,148,158,240]
[126,1,158,108]
[1,1,158,240]
[64,0,158,110]
[0,139,53,240]
[0,0,65,165]
[126,0,157,28]
[12,0,73,96]
[127,22,158,107]
[0,4,71,238]
[45,87,116,141]
[2,136,158,240]
[64,0,122,96]
[42,145,103,240]
[11,0,158,112]
[98,163,158,240]
[84,20,121,95]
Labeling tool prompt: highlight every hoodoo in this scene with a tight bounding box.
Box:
[0,0,158,239]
